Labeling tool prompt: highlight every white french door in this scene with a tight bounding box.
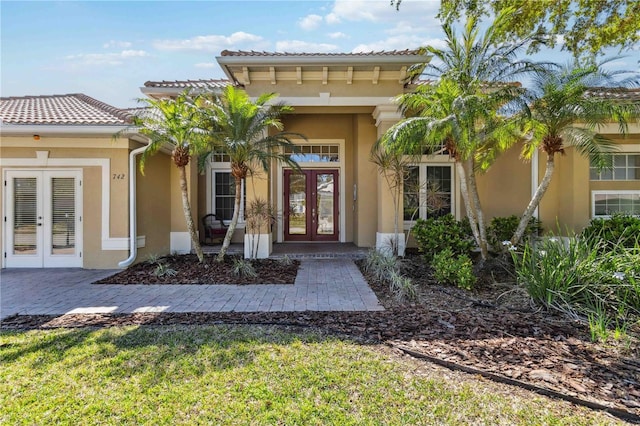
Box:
[5,170,83,267]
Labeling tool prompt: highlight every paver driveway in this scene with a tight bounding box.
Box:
[0,259,383,320]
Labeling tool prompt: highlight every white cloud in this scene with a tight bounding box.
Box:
[103,40,132,49]
[352,35,445,53]
[153,32,267,52]
[327,32,347,39]
[65,50,149,66]
[275,40,338,53]
[298,14,323,31]
[327,0,439,24]
[195,62,217,68]
[325,12,341,25]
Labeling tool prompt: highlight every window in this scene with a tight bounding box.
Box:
[592,191,640,217]
[590,154,640,180]
[403,165,454,222]
[212,171,245,222]
[284,144,339,163]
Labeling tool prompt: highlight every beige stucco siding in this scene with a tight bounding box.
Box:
[135,153,171,262]
[353,113,378,246]
[476,145,532,221]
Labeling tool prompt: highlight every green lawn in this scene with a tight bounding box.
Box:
[0,325,623,425]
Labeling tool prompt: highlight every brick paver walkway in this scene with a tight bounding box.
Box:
[0,259,383,320]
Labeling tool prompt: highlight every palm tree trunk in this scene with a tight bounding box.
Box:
[217,176,242,261]
[178,165,204,263]
[511,153,555,245]
[466,160,488,260]
[456,160,481,252]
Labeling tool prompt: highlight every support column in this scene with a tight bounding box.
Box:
[372,105,405,255]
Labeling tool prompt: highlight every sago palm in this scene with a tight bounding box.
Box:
[200,85,304,261]
[511,61,640,245]
[133,91,208,262]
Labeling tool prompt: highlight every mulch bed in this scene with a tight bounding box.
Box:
[2,253,639,419]
[94,254,299,285]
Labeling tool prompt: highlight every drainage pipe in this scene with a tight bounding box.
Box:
[118,144,148,268]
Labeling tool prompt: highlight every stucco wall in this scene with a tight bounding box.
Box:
[136,153,172,262]
[475,145,532,222]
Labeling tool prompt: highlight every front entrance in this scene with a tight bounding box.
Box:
[284,169,339,241]
[4,170,83,267]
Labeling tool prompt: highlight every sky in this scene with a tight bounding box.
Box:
[1,0,637,108]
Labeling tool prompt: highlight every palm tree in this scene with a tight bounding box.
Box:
[132,91,208,262]
[383,8,544,260]
[511,61,640,245]
[200,85,304,261]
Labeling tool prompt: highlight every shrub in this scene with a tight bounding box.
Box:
[581,213,640,250]
[431,248,476,291]
[363,249,398,281]
[511,236,640,342]
[388,270,417,301]
[363,249,416,301]
[412,214,474,262]
[487,215,542,251]
[232,258,257,278]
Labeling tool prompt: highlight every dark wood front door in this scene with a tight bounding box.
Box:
[284,169,339,241]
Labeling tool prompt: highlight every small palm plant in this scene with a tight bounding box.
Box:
[199,86,305,261]
[130,91,208,262]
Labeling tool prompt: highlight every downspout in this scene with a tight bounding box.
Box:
[531,148,539,219]
[118,144,148,268]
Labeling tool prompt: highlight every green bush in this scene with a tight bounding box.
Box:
[511,236,640,342]
[581,213,640,250]
[432,248,476,291]
[487,215,542,251]
[412,214,474,262]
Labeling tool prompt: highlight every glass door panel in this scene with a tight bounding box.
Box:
[315,173,335,235]
[287,172,307,235]
[50,177,76,255]
[13,177,39,256]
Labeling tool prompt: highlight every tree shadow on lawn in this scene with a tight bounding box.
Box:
[0,320,349,374]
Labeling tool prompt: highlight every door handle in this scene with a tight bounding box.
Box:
[37,223,42,227]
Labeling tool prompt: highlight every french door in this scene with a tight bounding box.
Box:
[4,170,82,267]
[284,169,339,241]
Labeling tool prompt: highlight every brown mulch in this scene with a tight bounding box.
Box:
[2,253,639,419]
[94,254,299,285]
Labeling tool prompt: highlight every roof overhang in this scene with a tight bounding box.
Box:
[0,124,133,137]
[216,52,432,87]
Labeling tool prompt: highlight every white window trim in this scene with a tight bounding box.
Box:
[205,164,245,226]
[403,162,456,228]
[591,190,640,218]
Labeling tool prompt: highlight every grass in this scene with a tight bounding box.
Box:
[0,325,624,425]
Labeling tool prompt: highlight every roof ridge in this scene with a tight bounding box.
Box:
[219,49,423,57]
[143,78,230,87]
[74,93,133,124]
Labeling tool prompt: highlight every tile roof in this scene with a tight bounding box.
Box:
[0,94,132,125]
[585,87,640,101]
[220,49,423,57]
[143,79,230,89]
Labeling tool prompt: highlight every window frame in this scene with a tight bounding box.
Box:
[591,190,640,218]
[590,153,640,181]
[403,163,455,228]
[206,161,245,226]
